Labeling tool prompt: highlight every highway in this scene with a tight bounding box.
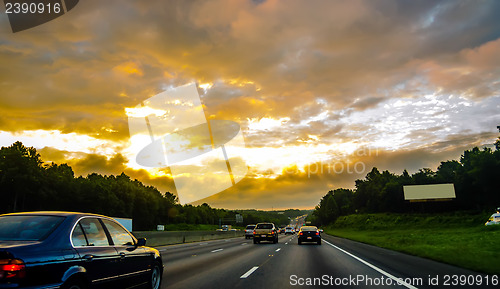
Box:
[157,234,497,288]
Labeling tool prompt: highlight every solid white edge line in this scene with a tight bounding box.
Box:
[323,240,418,289]
[211,248,223,253]
[240,266,259,279]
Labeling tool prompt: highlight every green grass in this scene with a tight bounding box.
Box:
[325,212,500,275]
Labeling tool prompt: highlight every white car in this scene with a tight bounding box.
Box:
[485,213,500,225]
[245,224,256,239]
[285,227,294,235]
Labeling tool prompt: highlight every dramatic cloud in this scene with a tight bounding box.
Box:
[1,0,499,209]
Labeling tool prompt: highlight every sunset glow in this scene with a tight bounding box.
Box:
[1,0,499,209]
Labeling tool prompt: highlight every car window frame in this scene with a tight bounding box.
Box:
[74,217,112,247]
[70,216,137,248]
[100,218,137,247]
[71,221,89,247]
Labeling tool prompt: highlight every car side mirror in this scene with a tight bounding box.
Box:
[136,238,147,246]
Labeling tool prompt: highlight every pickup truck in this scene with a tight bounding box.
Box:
[253,222,278,244]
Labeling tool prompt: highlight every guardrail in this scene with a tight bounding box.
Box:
[133,230,244,246]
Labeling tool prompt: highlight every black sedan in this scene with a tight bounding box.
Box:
[0,211,163,289]
[297,226,321,245]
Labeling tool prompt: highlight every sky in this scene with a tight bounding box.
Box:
[1,0,499,209]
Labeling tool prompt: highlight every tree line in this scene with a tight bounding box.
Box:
[311,139,500,226]
[0,141,305,230]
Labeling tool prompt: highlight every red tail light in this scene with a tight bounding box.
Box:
[0,259,26,280]
[316,232,320,235]
[299,232,303,236]
[253,231,256,234]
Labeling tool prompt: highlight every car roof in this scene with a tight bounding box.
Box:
[300,226,318,230]
[0,211,112,219]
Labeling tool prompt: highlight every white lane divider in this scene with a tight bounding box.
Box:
[275,248,281,252]
[199,243,208,246]
[240,266,259,279]
[241,243,247,245]
[211,249,223,253]
[323,240,418,289]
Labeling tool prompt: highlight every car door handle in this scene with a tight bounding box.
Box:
[83,254,94,262]
[119,252,126,260]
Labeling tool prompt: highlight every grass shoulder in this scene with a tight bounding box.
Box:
[324,212,500,275]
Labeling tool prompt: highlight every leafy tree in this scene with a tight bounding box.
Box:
[412,168,437,185]
[0,142,43,212]
[330,188,354,216]
[313,191,339,226]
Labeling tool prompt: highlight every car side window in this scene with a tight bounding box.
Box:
[78,218,110,246]
[102,219,135,246]
[71,223,88,247]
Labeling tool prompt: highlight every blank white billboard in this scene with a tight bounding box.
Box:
[403,184,456,201]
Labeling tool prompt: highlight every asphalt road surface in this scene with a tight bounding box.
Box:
[157,234,497,289]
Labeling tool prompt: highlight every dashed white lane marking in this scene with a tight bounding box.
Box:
[211,249,223,253]
[199,243,208,245]
[241,243,247,245]
[240,266,259,279]
[275,248,281,252]
[323,240,418,289]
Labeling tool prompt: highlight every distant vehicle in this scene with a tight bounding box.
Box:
[485,208,500,225]
[253,223,278,244]
[285,227,294,235]
[298,226,321,245]
[245,225,256,239]
[221,225,231,231]
[279,227,285,234]
[0,211,163,289]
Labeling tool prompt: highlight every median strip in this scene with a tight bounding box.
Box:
[323,240,418,289]
[240,266,259,279]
